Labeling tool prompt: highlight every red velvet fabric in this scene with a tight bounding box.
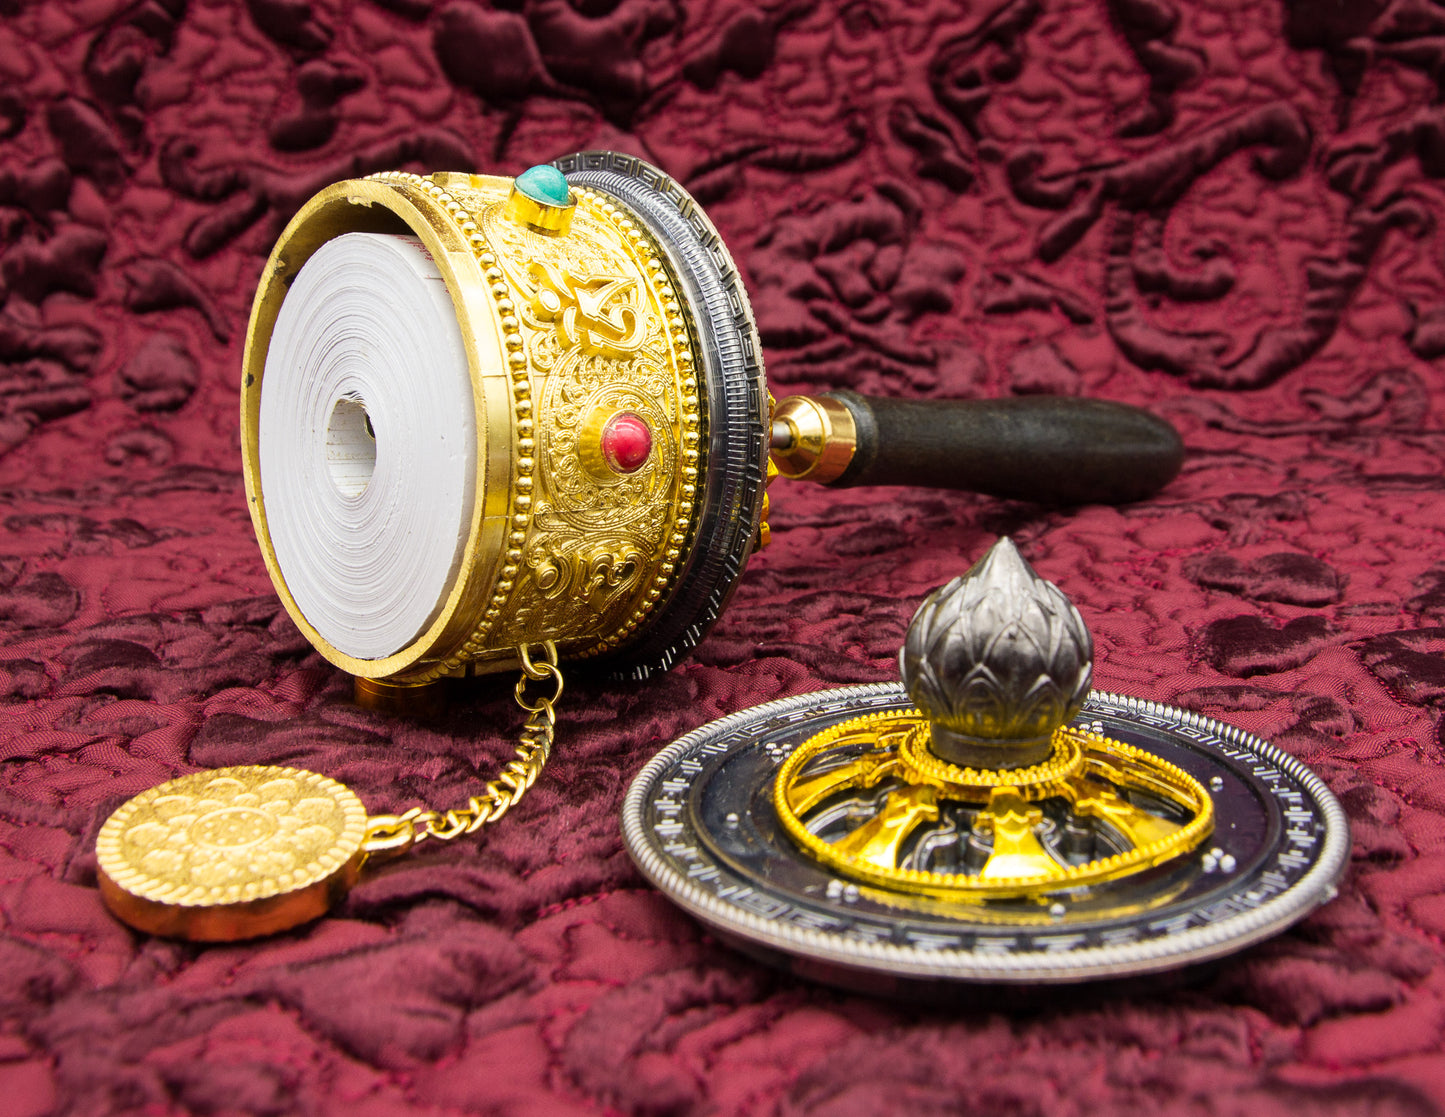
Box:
[3,0,1445,1113]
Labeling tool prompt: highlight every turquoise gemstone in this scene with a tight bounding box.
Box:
[514,164,571,207]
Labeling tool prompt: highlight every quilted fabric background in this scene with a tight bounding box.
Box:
[4,0,1445,1113]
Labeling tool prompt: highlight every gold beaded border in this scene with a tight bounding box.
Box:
[571,185,703,655]
[96,765,368,907]
[773,712,1215,900]
[362,171,535,680]
[897,722,1088,798]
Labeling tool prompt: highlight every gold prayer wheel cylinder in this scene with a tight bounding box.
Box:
[241,158,769,686]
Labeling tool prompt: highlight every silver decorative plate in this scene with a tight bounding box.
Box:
[622,684,1349,989]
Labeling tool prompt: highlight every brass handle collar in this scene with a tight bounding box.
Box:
[769,395,857,483]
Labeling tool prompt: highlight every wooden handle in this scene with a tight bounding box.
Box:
[772,392,1184,505]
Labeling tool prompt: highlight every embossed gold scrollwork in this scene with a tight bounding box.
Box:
[528,260,646,357]
[507,540,647,643]
[539,375,674,523]
[531,542,643,605]
[360,180,695,661]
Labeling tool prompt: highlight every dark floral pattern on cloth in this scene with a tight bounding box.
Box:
[750,184,973,394]
[2,0,1445,1114]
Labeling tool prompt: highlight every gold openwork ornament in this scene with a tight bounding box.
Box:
[767,541,1214,905]
[773,714,1214,902]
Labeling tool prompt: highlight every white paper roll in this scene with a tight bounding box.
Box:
[259,232,476,660]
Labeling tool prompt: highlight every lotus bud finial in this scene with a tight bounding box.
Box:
[899,537,1093,769]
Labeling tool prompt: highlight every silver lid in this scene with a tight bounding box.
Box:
[621,686,1349,990]
[623,538,1349,991]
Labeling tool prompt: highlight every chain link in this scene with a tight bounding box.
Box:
[362,641,561,856]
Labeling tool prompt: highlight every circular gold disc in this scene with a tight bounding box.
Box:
[96,765,368,941]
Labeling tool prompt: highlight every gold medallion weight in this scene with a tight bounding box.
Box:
[96,641,563,940]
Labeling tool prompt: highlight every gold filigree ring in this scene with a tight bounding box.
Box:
[773,713,1215,901]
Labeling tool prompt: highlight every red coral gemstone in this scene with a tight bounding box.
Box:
[601,412,652,474]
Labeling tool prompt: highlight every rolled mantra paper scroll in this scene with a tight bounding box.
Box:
[261,232,477,661]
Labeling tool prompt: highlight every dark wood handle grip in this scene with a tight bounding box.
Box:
[823,391,1185,505]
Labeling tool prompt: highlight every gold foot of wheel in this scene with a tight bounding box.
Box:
[353,676,450,718]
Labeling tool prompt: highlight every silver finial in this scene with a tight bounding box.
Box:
[899,537,1093,769]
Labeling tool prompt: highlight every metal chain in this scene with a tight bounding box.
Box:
[362,640,562,856]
